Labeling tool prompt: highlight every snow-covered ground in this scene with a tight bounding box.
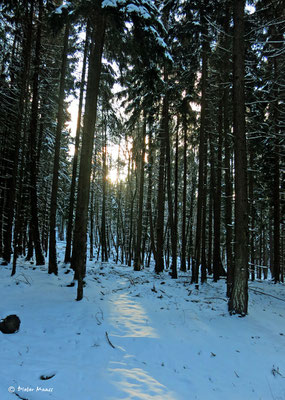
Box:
[1,242,285,400]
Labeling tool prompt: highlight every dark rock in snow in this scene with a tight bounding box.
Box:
[0,314,21,334]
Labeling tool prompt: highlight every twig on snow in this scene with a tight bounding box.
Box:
[248,288,285,302]
[205,297,227,302]
[15,273,32,285]
[272,365,285,378]
[95,308,104,325]
[105,331,115,349]
[14,393,29,400]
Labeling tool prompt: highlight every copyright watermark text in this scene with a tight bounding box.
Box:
[8,385,54,394]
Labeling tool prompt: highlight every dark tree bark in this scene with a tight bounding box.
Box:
[28,0,45,266]
[101,119,108,262]
[200,132,208,284]
[71,11,106,301]
[172,121,179,279]
[165,96,177,279]
[180,119,188,272]
[48,23,70,275]
[193,8,209,284]
[3,3,32,265]
[114,144,122,264]
[212,94,224,282]
[144,129,156,266]
[89,169,95,260]
[10,2,33,274]
[228,0,249,316]
[187,172,197,270]
[207,189,213,275]
[248,148,255,281]
[155,97,167,274]
[271,30,282,283]
[64,23,89,264]
[134,118,146,271]
[273,135,280,283]
[219,6,234,298]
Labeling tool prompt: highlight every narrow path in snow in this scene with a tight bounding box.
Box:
[106,276,179,400]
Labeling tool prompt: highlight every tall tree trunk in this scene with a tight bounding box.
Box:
[212,95,223,281]
[155,98,167,274]
[180,120,187,272]
[134,118,146,271]
[10,2,33,273]
[272,36,281,282]
[89,169,95,260]
[201,133,208,284]
[48,23,69,275]
[193,8,209,284]
[172,121,179,278]
[273,139,280,283]
[187,172,197,270]
[115,144,122,263]
[228,0,249,316]
[165,98,177,279]
[248,148,255,281]
[12,112,31,274]
[145,129,156,266]
[101,120,108,262]
[220,6,234,298]
[64,23,89,264]
[71,12,106,301]
[127,160,136,267]
[207,189,213,274]
[28,0,45,266]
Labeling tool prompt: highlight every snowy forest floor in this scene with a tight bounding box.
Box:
[0,241,285,400]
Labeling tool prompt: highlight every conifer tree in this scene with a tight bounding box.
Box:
[48,22,70,275]
[229,0,249,316]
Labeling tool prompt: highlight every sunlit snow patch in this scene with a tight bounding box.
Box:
[110,293,158,338]
[108,365,177,400]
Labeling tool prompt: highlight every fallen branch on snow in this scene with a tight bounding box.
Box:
[248,288,285,302]
[105,331,115,349]
[205,297,227,302]
[14,393,28,400]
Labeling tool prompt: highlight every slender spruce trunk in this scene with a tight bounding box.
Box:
[89,170,95,260]
[223,7,233,298]
[165,96,177,279]
[134,118,146,271]
[200,132,208,284]
[101,120,108,262]
[64,23,89,264]
[145,130,156,265]
[155,97,167,274]
[193,8,208,284]
[248,148,255,281]
[272,41,281,283]
[212,94,223,281]
[28,0,45,266]
[71,12,106,301]
[10,2,33,273]
[207,190,213,274]
[228,0,249,316]
[172,121,179,278]
[180,121,187,272]
[48,23,69,275]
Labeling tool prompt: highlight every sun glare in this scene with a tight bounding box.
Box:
[107,164,128,184]
[107,168,119,184]
[107,142,129,184]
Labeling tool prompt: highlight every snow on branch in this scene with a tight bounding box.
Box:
[54,1,72,15]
